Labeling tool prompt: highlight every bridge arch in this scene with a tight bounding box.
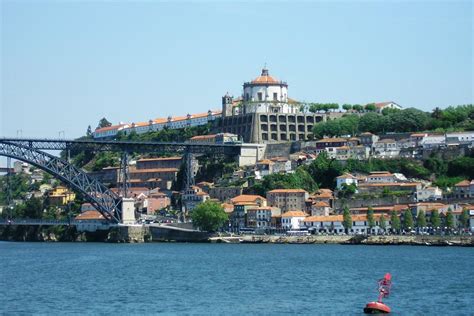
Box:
[0,141,121,222]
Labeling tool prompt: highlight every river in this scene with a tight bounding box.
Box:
[1,242,473,315]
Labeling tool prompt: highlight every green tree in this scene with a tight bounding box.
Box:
[403,209,414,231]
[390,211,401,234]
[445,210,455,231]
[24,197,44,218]
[367,207,375,233]
[430,209,441,230]
[459,209,470,229]
[364,103,377,112]
[342,104,352,111]
[306,152,343,189]
[97,117,112,129]
[416,210,427,229]
[191,201,228,232]
[352,104,363,112]
[86,125,93,137]
[379,214,387,231]
[342,206,352,234]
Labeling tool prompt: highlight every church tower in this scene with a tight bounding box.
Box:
[222,92,233,117]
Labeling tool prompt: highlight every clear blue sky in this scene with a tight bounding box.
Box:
[1,0,472,139]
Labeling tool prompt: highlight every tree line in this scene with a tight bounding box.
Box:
[312,104,474,138]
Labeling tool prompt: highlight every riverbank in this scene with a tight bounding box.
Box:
[210,234,474,246]
[1,224,473,246]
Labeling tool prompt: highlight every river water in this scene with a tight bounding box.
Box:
[1,242,473,315]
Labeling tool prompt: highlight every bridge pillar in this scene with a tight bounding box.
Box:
[121,198,136,225]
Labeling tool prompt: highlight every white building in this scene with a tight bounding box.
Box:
[93,111,221,139]
[241,68,299,114]
[373,139,400,158]
[421,135,446,149]
[416,186,443,202]
[281,211,307,229]
[446,132,474,144]
[366,172,396,183]
[374,101,403,113]
[336,173,358,190]
[302,214,390,235]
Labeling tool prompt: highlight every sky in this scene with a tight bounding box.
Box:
[1,0,473,139]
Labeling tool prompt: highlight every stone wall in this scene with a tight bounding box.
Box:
[334,196,415,210]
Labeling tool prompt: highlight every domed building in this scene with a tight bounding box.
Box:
[221,68,326,143]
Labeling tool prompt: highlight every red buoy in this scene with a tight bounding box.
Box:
[364,273,392,314]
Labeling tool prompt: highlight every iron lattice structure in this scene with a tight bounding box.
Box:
[0,138,242,155]
[0,141,122,222]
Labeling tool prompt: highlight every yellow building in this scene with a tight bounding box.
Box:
[48,186,76,206]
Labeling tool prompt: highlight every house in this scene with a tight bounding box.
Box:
[209,186,243,202]
[231,202,258,230]
[410,133,428,147]
[302,214,391,234]
[374,101,402,113]
[195,181,214,193]
[230,195,267,207]
[366,171,396,183]
[47,186,76,206]
[281,211,307,229]
[302,215,344,233]
[315,138,349,152]
[336,173,358,190]
[246,206,281,229]
[74,210,109,232]
[270,157,293,174]
[416,186,443,202]
[373,139,399,158]
[182,186,210,213]
[255,159,275,179]
[359,132,379,149]
[421,135,446,149]
[310,201,331,216]
[446,132,474,145]
[453,180,474,198]
[140,192,171,215]
[311,189,334,207]
[267,189,309,213]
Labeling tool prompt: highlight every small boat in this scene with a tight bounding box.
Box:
[364,273,392,314]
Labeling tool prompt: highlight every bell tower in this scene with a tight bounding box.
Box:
[222,92,233,117]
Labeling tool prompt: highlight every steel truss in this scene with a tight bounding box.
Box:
[0,142,122,222]
[0,138,242,155]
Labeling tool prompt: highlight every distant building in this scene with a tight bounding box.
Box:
[374,101,402,113]
[220,68,326,143]
[209,186,243,202]
[336,173,358,190]
[93,111,221,139]
[374,139,399,158]
[188,133,240,144]
[453,180,474,199]
[48,186,76,206]
[267,189,309,213]
[182,186,210,213]
[246,206,281,229]
[416,186,443,202]
[230,195,267,207]
[281,211,307,229]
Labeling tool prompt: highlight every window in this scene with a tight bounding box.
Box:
[258,92,263,101]
[273,92,278,101]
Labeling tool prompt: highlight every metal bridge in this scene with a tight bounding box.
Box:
[0,138,242,223]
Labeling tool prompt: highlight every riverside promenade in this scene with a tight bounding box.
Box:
[210,234,474,246]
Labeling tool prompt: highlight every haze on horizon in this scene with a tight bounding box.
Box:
[1,1,472,139]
